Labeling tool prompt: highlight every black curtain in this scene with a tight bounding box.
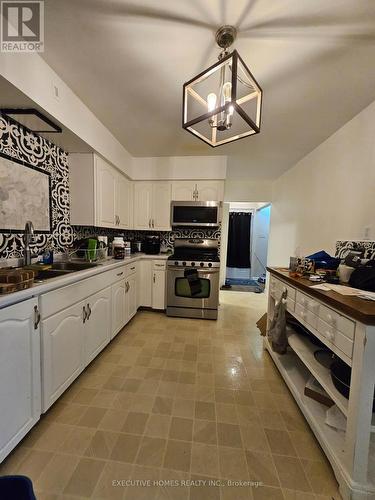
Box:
[226,212,251,268]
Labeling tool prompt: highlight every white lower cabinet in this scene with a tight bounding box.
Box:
[126,273,137,321]
[112,279,126,339]
[138,259,166,309]
[138,260,152,307]
[41,300,85,411]
[0,298,41,462]
[84,286,111,365]
[152,261,166,310]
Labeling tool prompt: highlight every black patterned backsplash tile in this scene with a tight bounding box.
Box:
[0,116,220,260]
[335,240,375,260]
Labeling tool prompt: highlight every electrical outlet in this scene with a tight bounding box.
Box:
[364,226,372,239]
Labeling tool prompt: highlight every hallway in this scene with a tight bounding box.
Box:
[0,292,340,499]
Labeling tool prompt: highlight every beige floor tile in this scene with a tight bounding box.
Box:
[169,417,193,441]
[301,459,340,496]
[240,424,269,452]
[257,409,286,430]
[189,474,221,500]
[157,381,178,397]
[163,439,192,472]
[127,465,160,500]
[265,429,298,457]
[77,406,107,428]
[216,403,238,424]
[220,482,252,500]
[63,457,105,497]
[172,398,195,418]
[280,409,309,432]
[145,414,171,438]
[153,396,174,415]
[72,387,99,405]
[193,419,217,445]
[273,455,312,492]
[123,378,143,393]
[34,453,79,494]
[84,429,119,459]
[111,433,142,463]
[90,389,119,408]
[176,383,196,399]
[93,460,133,499]
[195,401,216,421]
[29,423,73,452]
[252,485,284,500]
[282,489,316,500]
[245,450,280,487]
[190,442,220,477]
[157,468,189,500]
[103,375,126,391]
[136,436,166,467]
[289,430,325,461]
[50,403,88,425]
[0,444,30,475]
[218,446,249,480]
[59,426,96,455]
[235,390,255,406]
[122,411,149,434]
[236,405,260,426]
[112,392,134,411]
[98,409,129,432]
[217,422,242,448]
[15,449,53,481]
[253,391,278,410]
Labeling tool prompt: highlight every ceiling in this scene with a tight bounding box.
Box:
[40,0,375,179]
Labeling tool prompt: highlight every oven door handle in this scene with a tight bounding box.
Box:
[168,268,219,275]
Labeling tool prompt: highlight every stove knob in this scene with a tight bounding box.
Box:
[191,262,195,267]
[208,262,212,267]
[200,262,204,267]
[182,261,186,266]
[174,261,178,266]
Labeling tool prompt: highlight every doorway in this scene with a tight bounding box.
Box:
[220,202,271,292]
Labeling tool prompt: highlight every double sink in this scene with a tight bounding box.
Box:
[35,261,99,281]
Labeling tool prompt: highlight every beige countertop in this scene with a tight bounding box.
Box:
[0,253,170,309]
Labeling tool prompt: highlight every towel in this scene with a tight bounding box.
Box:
[268,290,288,354]
[184,268,202,296]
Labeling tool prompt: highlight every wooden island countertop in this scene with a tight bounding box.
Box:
[267,267,375,325]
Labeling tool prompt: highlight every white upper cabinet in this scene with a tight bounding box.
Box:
[171,180,224,201]
[133,182,171,230]
[70,153,133,229]
[95,156,117,228]
[116,176,133,229]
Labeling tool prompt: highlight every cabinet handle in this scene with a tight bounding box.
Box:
[155,264,164,267]
[83,305,87,324]
[152,219,154,228]
[125,281,129,292]
[117,271,124,276]
[149,218,151,228]
[130,267,135,271]
[153,274,156,283]
[86,303,92,320]
[34,305,41,330]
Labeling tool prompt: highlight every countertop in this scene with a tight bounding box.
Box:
[268,267,375,325]
[0,253,170,310]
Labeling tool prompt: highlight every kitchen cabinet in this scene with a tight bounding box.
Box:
[41,300,85,411]
[152,261,166,310]
[0,298,41,462]
[133,182,171,230]
[126,272,137,321]
[171,180,224,201]
[112,279,126,338]
[69,153,133,229]
[84,286,111,365]
[138,260,152,307]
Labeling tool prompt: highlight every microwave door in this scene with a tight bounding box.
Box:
[172,204,219,227]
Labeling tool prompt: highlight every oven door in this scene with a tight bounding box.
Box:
[171,201,221,227]
[167,266,219,310]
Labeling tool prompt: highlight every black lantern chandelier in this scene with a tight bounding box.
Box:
[182,26,263,147]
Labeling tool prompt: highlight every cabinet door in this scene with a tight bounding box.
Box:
[152,270,166,310]
[126,274,137,321]
[0,298,41,462]
[138,260,152,308]
[117,176,133,229]
[95,157,116,228]
[134,182,153,230]
[41,301,85,411]
[153,182,171,230]
[112,280,126,339]
[196,181,224,201]
[85,286,111,365]
[171,181,195,201]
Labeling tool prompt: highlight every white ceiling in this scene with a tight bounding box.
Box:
[41,0,375,179]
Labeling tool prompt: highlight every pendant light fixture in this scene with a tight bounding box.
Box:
[182,26,262,147]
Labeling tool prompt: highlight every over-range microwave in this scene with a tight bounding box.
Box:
[171,201,222,227]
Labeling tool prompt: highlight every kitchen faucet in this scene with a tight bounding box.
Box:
[23,220,35,266]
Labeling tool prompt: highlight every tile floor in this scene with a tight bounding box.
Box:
[0,292,342,500]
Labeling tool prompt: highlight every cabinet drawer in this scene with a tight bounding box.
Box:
[125,262,138,277]
[319,304,355,340]
[317,318,354,359]
[295,303,318,330]
[270,277,296,301]
[107,265,127,283]
[296,291,320,315]
[153,260,166,270]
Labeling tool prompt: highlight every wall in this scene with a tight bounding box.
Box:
[132,156,227,180]
[0,117,220,260]
[224,180,273,202]
[251,205,271,277]
[268,99,375,267]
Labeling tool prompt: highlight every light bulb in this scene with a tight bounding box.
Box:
[223,82,232,103]
[207,93,217,112]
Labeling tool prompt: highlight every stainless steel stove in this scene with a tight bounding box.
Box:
[166,238,220,320]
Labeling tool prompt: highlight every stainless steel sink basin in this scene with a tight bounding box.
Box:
[51,262,99,271]
[35,269,72,280]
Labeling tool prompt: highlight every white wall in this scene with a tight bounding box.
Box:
[224,180,273,202]
[132,156,227,180]
[251,205,271,277]
[268,100,375,267]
